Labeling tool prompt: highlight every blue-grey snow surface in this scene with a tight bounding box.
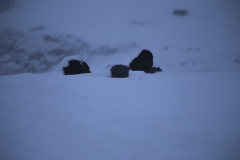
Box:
[0,71,240,160]
[0,0,240,160]
[0,0,240,74]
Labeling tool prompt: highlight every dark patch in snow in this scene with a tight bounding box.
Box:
[43,35,60,43]
[47,49,72,56]
[0,28,137,75]
[195,48,201,51]
[121,43,138,52]
[0,0,15,14]
[0,28,26,55]
[173,9,188,16]
[29,26,46,32]
[180,62,187,66]
[163,46,169,50]
[92,46,118,56]
[91,43,137,56]
[129,20,155,26]
[235,57,240,63]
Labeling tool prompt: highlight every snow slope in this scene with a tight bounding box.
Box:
[0,71,240,160]
[0,0,240,74]
[1,0,240,159]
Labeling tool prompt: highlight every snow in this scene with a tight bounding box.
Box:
[0,0,240,74]
[0,0,240,159]
[1,72,240,160]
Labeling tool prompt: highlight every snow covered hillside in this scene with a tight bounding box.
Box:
[0,0,240,74]
[0,71,240,160]
[1,0,240,160]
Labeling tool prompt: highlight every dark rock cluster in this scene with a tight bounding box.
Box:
[62,49,162,78]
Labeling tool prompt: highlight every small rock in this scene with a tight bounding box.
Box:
[111,64,130,78]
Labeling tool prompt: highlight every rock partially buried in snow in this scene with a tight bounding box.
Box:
[110,64,130,78]
[148,66,162,73]
[63,60,91,75]
[129,49,162,73]
[58,56,91,75]
[57,50,162,77]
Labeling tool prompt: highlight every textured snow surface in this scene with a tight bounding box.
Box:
[0,72,240,160]
[0,0,240,159]
[0,0,240,74]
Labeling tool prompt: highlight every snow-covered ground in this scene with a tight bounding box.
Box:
[1,71,240,160]
[0,0,240,74]
[0,0,240,159]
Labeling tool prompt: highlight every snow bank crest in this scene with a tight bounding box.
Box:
[57,56,86,71]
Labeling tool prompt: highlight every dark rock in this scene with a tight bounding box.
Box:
[129,49,162,73]
[148,67,162,73]
[129,49,153,72]
[63,59,91,75]
[111,64,130,78]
